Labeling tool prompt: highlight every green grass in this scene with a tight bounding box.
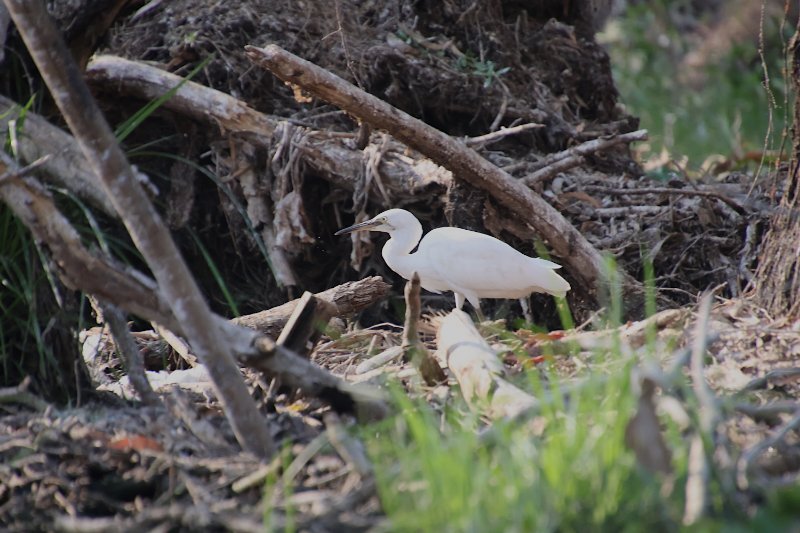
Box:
[0,206,59,384]
[602,2,791,171]
[366,354,679,532]
[363,341,800,532]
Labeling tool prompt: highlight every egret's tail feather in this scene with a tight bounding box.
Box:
[529,258,571,297]
[531,257,563,270]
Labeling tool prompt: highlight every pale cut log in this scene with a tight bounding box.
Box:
[436,310,537,419]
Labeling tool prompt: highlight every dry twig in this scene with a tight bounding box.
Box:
[464,122,542,146]
[583,185,748,215]
[737,408,800,490]
[102,303,160,406]
[683,295,717,526]
[402,274,446,385]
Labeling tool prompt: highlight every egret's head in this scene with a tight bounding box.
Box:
[335,208,418,235]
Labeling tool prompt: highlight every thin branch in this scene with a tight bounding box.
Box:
[464,122,542,146]
[0,153,51,184]
[521,129,649,186]
[741,367,800,392]
[737,408,800,490]
[5,0,274,458]
[583,185,748,216]
[523,155,585,185]
[101,302,161,406]
[683,294,718,526]
[0,376,49,411]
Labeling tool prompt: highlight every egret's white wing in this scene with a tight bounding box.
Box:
[419,227,566,298]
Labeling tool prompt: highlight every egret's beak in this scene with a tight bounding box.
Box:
[335,218,381,235]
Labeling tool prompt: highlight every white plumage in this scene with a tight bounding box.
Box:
[336,208,570,310]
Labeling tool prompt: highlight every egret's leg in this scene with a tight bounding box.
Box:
[520,297,533,324]
[454,292,465,310]
[474,303,486,323]
[462,292,484,322]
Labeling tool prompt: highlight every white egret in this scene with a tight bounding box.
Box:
[335,209,570,310]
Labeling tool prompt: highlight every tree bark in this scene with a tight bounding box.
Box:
[754,24,800,319]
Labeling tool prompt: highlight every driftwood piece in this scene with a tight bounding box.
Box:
[435,310,537,419]
[0,94,115,215]
[276,292,336,357]
[233,277,391,337]
[401,274,446,385]
[245,44,642,308]
[85,55,450,205]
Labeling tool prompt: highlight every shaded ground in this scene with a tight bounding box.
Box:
[2,298,800,530]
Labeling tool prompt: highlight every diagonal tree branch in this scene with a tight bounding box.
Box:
[3,0,275,458]
[245,44,646,310]
[0,165,388,421]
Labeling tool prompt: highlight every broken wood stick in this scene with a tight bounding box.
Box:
[276,291,336,357]
[233,277,391,338]
[245,44,642,309]
[523,155,585,185]
[101,302,161,406]
[402,274,446,386]
[436,310,537,419]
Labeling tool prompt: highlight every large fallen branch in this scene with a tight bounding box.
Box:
[245,44,645,309]
[436,310,537,419]
[0,94,115,215]
[5,0,276,457]
[85,55,450,206]
[0,161,388,421]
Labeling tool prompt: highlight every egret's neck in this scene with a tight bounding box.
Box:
[381,224,423,280]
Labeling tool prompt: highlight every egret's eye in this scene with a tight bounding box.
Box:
[381,217,388,223]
